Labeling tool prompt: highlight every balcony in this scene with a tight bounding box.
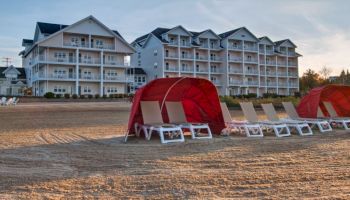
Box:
[228,57,243,63]
[266,72,277,76]
[288,52,297,57]
[288,62,297,67]
[277,62,287,67]
[181,67,193,73]
[104,75,134,82]
[33,73,76,81]
[266,61,276,66]
[228,45,243,51]
[229,80,243,86]
[165,66,178,72]
[266,82,277,87]
[165,53,178,59]
[229,69,243,74]
[196,68,209,73]
[278,82,289,87]
[181,55,194,60]
[244,46,258,52]
[79,74,101,81]
[210,57,222,62]
[195,55,208,61]
[210,68,223,74]
[211,80,222,86]
[168,40,178,46]
[209,45,221,50]
[266,50,274,55]
[289,83,298,88]
[63,42,114,50]
[289,73,298,77]
[245,70,259,75]
[244,59,258,64]
[277,72,288,77]
[244,81,259,86]
[104,60,131,67]
[30,55,76,66]
[180,42,191,48]
[79,58,101,65]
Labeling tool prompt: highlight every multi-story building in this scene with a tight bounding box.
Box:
[0,65,27,96]
[20,15,135,96]
[131,26,300,96]
[127,68,147,93]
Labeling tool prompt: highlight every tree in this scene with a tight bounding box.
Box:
[319,65,332,80]
[299,69,323,93]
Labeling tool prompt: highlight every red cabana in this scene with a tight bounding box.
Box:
[297,85,350,118]
[127,77,225,137]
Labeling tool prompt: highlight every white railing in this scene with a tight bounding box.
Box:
[266,82,277,87]
[210,69,222,73]
[63,42,90,48]
[228,57,243,62]
[245,70,259,75]
[266,61,276,65]
[229,81,243,85]
[229,69,243,74]
[33,73,76,80]
[266,72,277,76]
[181,55,194,59]
[196,69,209,73]
[104,75,133,82]
[104,60,130,67]
[165,67,178,71]
[244,81,259,86]
[181,68,193,72]
[210,57,222,62]
[277,72,288,76]
[168,41,178,46]
[228,46,243,50]
[180,42,191,47]
[79,74,101,81]
[79,58,101,65]
[165,54,178,58]
[288,62,297,66]
[266,50,274,55]
[244,59,258,63]
[244,46,258,52]
[196,56,208,61]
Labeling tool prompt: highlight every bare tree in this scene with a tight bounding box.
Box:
[319,65,332,80]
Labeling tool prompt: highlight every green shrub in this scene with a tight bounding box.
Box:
[80,95,85,99]
[88,94,93,99]
[55,94,61,98]
[64,93,70,99]
[72,94,78,99]
[44,92,55,99]
[109,94,114,99]
[95,94,100,99]
[102,94,107,99]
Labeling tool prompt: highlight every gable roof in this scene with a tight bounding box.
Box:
[132,27,170,46]
[219,27,259,41]
[22,15,134,57]
[0,66,26,79]
[274,39,297,48]
[22,39,34,46]
[258,36,274,45]
[193,29,221,39]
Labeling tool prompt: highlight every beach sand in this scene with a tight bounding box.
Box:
[0,102,349,199]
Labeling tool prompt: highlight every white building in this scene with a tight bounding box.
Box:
[131,26,300,96]
[0,65,27,96]
[20,16,135,96]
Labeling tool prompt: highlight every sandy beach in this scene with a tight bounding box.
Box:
[0,102,349,199]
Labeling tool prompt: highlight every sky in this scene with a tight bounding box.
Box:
[0,0,350,76]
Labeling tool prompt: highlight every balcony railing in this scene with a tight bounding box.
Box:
[79,58,101,65]
[165,54,178,59]
[244,59,258,63]
[266,61,276,65]
[277,72,288,76]
[266,50,274,55]
[195,56,208,61]
[180,42,191,47]
[210,57,222,62]
[33,73,76,81]
[228,45,243,50]
[33,73,132,82]
[181,55,194,59]
[168,41,178,46]
[228,57,243,62]
[244,81,259,86]
[245,70,259,75]
[288,62,297,66]
[104,60,130,67]
[244,46,258,52]
[196,69,209,73]
[181,68,193,72]
[210,69,222,73]
[266,82,277,87]
[165,67,178,72]
[79,74,101,81]
[229,80,243,85]
[229,69,243,74]
[266,72,277,76]
[63,42,114,50]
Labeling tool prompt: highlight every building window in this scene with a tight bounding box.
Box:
[83,86,91,93]
[137,52,141,59]
[142,77,146,82]
[96,40,104,48]
[154,62,158,68]
[53,85,66,93]
[154,50,158,56]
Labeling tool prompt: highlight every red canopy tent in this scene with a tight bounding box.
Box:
[297,85,350,118]
[127,77,225,137]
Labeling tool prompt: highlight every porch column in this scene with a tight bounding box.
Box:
[75,49,79,95]
[100,51,104,95]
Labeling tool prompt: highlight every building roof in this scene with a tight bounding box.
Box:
[22,39,34,45]
[274,39,297,47]
[0,66,26,79]
[36,22,124,39]
[127,68,146,75]
[218,27,241,38]
[132,27,171,45]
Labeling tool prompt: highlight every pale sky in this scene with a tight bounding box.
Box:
[1,0,350,76]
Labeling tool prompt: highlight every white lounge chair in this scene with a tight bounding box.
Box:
[261,103,313,136]
[220,102,263,137]
[240,102,291,137]
[321,101,350,130]
[165,101,212,139]
[12,97,19,106]
[0,97,6,106]
[5,98,13,106]
[135,101,184,144]
[282,102,332,133]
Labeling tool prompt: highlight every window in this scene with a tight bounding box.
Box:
[247,55,252,61]
[142,77,146,82]
[54,52,66,62]
[107,87,118,94]
[154,62,158,68]
[154,50,158,56]
[53,85,66,93]
[137,52,141,59]
[83,86,91,93]
[165,50,169,57]
[96,39,104,48]
[71,37,79,46]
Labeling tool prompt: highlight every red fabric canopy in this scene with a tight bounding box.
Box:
[127,77,225,136]
[297,85,350,118]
